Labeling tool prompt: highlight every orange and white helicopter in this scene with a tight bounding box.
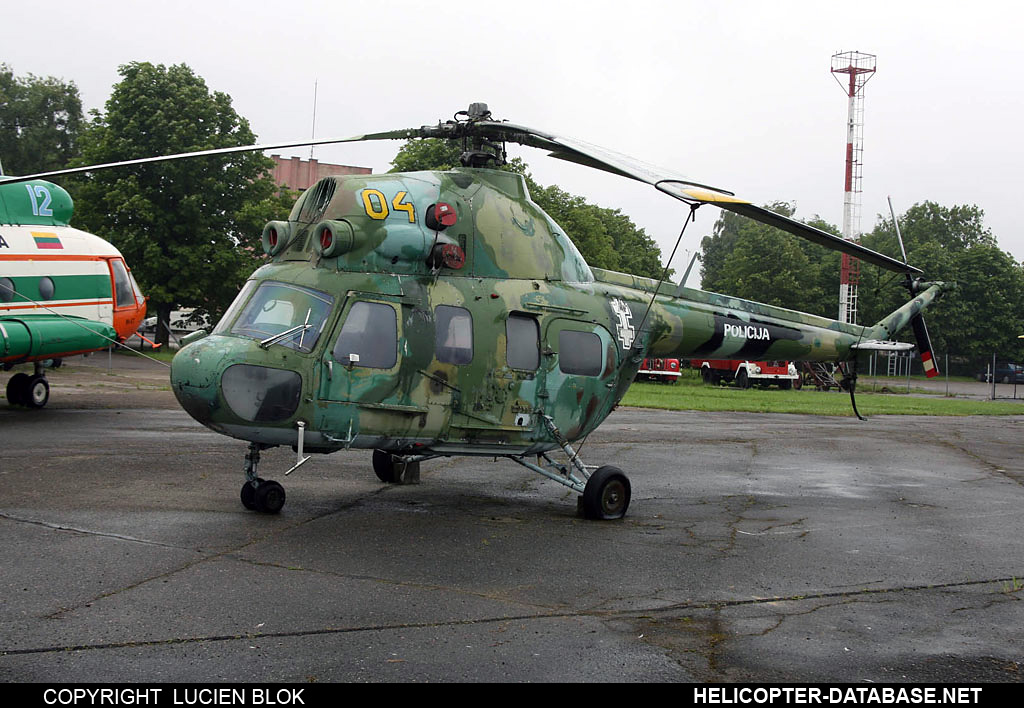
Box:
[0,177,147,407]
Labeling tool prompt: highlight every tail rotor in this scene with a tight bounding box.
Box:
[889,197,940,378]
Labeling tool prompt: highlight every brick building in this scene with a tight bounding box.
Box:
[270,155,372,190]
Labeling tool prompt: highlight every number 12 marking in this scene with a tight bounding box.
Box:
[25,185,53,217]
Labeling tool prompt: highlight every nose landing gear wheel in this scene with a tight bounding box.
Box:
[253,480,286,514]
[581,465,631,520]
[240,478,266,510]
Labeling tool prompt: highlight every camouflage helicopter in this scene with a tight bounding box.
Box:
[13,103,949,520]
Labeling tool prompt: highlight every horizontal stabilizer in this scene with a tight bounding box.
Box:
[850,340,916,352]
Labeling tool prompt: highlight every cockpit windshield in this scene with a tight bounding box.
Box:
[228,281,334,353]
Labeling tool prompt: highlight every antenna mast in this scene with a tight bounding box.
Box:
[831,50,876,325]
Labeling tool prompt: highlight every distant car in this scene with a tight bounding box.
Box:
[976,363,1024,384]
[138,308,210,336]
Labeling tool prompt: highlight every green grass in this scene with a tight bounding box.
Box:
[114,346,178,363]
[622,375,1023,417]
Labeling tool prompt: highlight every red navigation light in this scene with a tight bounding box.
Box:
[436,203,457,227]
[440,243,465,270]
[426,202,457,230]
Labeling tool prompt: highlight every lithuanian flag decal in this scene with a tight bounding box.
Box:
[32,232,63,249]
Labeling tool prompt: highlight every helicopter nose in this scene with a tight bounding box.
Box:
[170,340,221,426]
[171,338,304,428]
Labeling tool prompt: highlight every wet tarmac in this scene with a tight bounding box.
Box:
[1,355,1022,682]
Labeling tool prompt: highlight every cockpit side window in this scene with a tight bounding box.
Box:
[214,280,258,335]
[109,259,135,309]
[332,301,397,369]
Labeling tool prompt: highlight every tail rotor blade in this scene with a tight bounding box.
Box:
[911,314,939,378]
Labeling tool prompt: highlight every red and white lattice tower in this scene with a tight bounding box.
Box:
[831,51,876,325]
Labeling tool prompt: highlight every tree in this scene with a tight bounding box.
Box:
[389,139,665,279]
[389,138,463,173]
[0,64,83,175]
[701,199,1024,372]
[700,203,839,317]
[71,62,288,345]
[524,179,619,271]
[595,205,664,278]
[859,202,1024,368]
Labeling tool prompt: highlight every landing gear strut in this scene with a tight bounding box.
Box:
[241,442,286,514]
[508,414,632,520]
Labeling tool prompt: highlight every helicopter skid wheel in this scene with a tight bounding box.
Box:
[581,465,631,520]
[240,478,266,510]
[253,480,286,514]
[6,373,30,406]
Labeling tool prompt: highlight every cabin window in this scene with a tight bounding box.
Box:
[506,314,539,370]
[110,259,135,308]
[333,301,397,369]
[0,278,14,303]
[38,277,55,301]
[558,330,602,376]
[230,281,334,353]
[435,305,473,364]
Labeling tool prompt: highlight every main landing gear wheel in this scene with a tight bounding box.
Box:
[6,373,30,406]
[373,449,403,483]
[4,373,48,408]
[581,465,631,520]
[25,375,49,408]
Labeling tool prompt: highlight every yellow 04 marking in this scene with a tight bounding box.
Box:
[362,189,389,220]
[392,191,415,223]
[361,189,418,223]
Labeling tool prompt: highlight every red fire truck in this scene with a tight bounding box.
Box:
[691,359,801,389]
[636,358,682,383]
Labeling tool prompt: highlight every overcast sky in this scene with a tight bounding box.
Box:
[6,0,1022,282]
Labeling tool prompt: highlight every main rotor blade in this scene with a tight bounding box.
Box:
[4,128,421,185]
[888,196,910,264]
[7,106,924,277]
[695,198,922,275]
[476,121,921,275]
